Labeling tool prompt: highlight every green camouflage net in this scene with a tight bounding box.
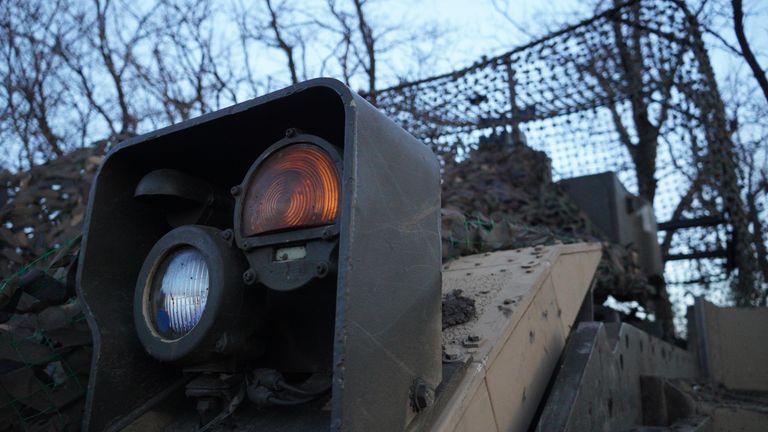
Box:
[439,133,658,309]
[0,238,89,432]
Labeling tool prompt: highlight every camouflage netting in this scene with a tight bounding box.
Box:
[0,148,102,276]
[0,241,90,431]
[439,132,655,307]
[375,0,760,305]
[0,147,102,431]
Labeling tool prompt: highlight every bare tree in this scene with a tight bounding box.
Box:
[55,0,160,142]
[732,0,768,106]
[350,0,376,101]
[0,0,83,168]
[724,69,768,299]
[92,0,140,136]
[1,0,448,171]
[266,0,300,84]
[693,0,768,302]
[606,12,675,204]
[321,0,356,85]
[235,0,447,101]
[235,0,310,88]
[569,0,683,204]
[324,0,448,101]
[134,0,242,124]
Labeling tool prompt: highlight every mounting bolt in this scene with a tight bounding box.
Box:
[285,128,297,138]
[230,185,241,196]
[316,262,329,278]
[243,269,258,285]
[443,346,462,362]
[220,229,233,241]
[196,398,216,416]
[321,227,334,240]
[411,380,435,412]
[215,333,229,353]
[463,335,481,348]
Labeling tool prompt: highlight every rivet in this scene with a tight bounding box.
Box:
[243,269,258,285]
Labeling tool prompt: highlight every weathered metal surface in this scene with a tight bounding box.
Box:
[333,78,442,432]
[534,322,699,431]
[558,172,663,278]
[630,378,768,432]
[625,415,712,431]
[689,299,768,392]
[410,242,602,432]
[688,382,768,432]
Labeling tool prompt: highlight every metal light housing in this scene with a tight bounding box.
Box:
[77,79,441,431]
[234,133,343,291]
[133,225,256,362]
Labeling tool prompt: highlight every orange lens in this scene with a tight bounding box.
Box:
[242,144,340,236]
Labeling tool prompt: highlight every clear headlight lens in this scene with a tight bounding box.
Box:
[150,247,209,340]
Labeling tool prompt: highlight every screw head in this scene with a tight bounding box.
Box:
[196,399,215,413]
[215,333,229,352]
[243,269,257,285]
[316,262,329,278]
[443,346,462,362]
[285,128,297,138]
[230,185,242,196]
[220,229,233,241]
[411,380,435,412]
[321,227,334,240]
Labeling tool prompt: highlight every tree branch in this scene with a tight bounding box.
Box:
[732,0,768,105]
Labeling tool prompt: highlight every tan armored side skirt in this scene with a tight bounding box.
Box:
[423,243,602,432]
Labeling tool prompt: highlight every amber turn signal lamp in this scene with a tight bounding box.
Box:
[242,144,340,236]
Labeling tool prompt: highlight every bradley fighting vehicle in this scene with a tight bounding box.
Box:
[77,79,768,432]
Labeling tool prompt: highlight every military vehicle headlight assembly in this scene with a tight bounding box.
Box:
[134,225,257,362]
[78,80,441,431]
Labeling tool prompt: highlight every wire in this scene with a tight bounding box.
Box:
[197,382,246,432]
[266,395,316,406]
[277,380,331,397]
